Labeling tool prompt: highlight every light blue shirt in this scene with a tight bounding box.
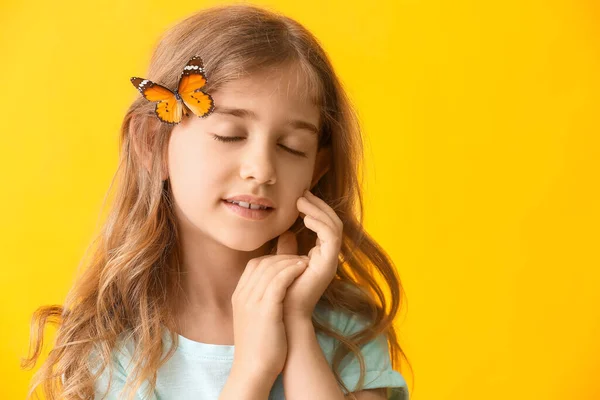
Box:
[92,304,409,399]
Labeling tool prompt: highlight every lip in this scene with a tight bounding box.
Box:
[222,199,275,220]
[222,194,276,209]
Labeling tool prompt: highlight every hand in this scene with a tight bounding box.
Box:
[278,190,343,321]
[231,252,309,382]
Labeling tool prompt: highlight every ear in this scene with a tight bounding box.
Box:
[130,114,169,181]
[309,145,331,190]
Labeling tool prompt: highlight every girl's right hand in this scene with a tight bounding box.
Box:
[230,253,309,383]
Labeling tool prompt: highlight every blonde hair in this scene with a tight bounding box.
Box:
[22,4,413,399]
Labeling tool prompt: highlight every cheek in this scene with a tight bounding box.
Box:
[282,159,314,188]
[168,136,227,203]
[169,134,222,177]
[278,166,313,206]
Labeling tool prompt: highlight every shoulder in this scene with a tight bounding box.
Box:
[313,304,410,400]
[88,331,158,399]
[88,331,136,374]
[313,282,384,336]
[313,298,377,340]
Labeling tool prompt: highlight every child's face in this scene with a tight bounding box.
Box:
[167,65,327,252]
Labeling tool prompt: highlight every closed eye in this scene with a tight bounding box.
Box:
[211,135,308,158]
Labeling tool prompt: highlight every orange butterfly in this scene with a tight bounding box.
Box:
[130,55,215,124]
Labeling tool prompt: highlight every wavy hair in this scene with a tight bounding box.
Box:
[21,4,413,399]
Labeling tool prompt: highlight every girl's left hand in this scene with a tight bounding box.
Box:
[281,190,343,321]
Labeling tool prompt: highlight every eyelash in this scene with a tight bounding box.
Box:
[211,135,308,158]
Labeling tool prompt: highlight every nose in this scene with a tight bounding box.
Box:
[239,137,277,185]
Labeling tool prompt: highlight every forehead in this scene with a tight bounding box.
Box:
[209,64,320,119]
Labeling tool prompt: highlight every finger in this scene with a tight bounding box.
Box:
[297,196,336,231]
[303,215,338,247]
[303,191,343,231]
[250,257,306,303]
[234,259,259,298]
[235,255,298,299]
[263,261,309,304]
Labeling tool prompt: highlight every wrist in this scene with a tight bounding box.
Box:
[283,307,315,324]
[222,365,276,400]
[283,315,313,326]
[283,316,315,341]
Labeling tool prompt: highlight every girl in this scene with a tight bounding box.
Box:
[22,4,412,400]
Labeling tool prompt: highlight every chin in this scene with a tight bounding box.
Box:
[220,235,275,253]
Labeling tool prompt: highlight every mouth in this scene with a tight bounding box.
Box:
[221,199,275,220]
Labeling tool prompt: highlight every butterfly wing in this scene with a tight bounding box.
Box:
[154,98,184,125]
[177,56,215,118]
[130,77,184,124]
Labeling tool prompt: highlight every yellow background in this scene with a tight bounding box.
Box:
[2,0,599,399]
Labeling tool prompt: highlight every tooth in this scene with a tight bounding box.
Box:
[229,200,269,210]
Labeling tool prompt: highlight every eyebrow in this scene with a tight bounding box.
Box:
[212,106,319,136]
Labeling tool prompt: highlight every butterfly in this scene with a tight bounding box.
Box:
[130,55,215,125]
